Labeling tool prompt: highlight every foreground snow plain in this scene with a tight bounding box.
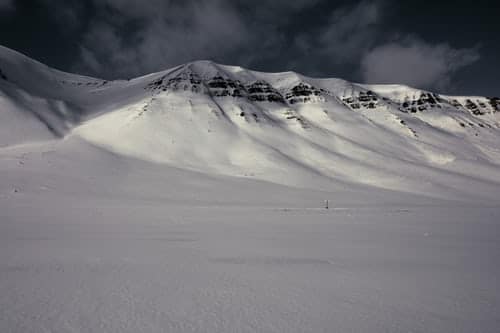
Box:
[1,138,499,333]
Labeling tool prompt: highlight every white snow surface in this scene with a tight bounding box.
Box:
[1,45,500,332]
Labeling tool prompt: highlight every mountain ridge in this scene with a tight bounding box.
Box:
[1,45,499,199]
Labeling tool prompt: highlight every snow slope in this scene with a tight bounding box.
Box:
[1,45,500,199]
[1,137,499,333]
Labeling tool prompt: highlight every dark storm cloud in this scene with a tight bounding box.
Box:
[317,0,381,62]
[76,0,256,78]
[0,0,498,95]
[38,0,84,32]
[75,0,386,78]
[289,0,384,76]
[73,0,334,78]
[0,0,14,10]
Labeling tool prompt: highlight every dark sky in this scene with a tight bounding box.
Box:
[1,0,499,96]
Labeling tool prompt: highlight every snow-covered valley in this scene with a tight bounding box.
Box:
[1,45,500,332]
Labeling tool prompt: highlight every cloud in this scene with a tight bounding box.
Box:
[71,0,331,78]
[53,0,387,80]
[360,37,480,90]
[232,0,321,23]
[0,0,14,11]
[319,1,382,62]
[38,0,84,32]
[74,0,270,78]
[291,1,384,75]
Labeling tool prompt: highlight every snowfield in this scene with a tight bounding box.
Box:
[1,45,500,332]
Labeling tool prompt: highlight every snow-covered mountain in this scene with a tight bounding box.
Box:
[1,45,499,199]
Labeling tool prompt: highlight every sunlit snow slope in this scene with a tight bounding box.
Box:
[1,45,499,199]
